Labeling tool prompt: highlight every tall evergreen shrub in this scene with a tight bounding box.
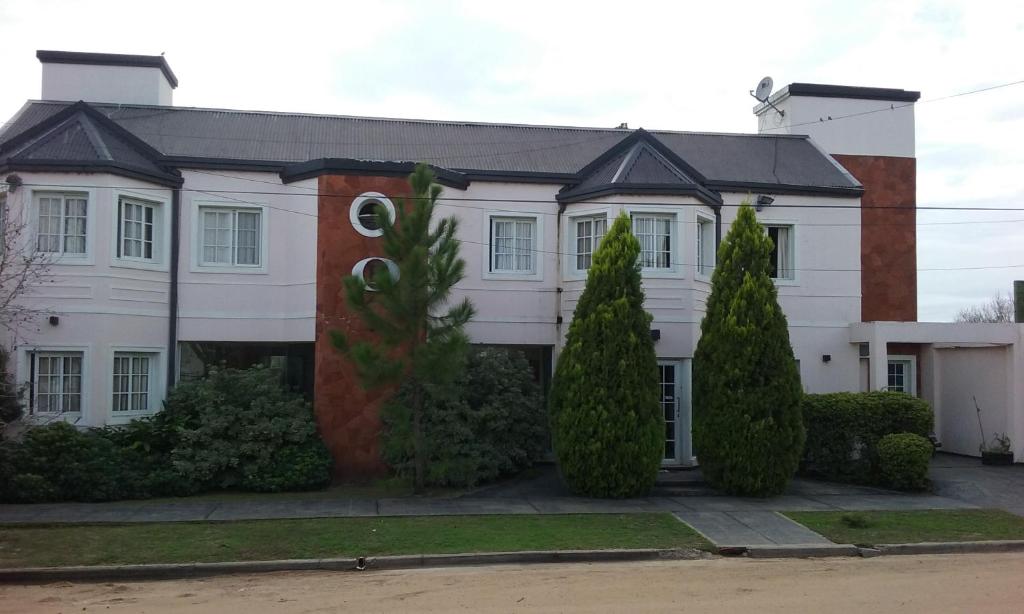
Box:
[692,203,804,496]
[549,213,662,498]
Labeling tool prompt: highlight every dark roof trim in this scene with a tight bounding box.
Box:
[557,183,723,205]
[785,83,920,103]
[568,128,709,186]
[37,50,179,88]
[456,170,579,184]
[0,159,183,187]
[280,159,469,189]
[161,156,290,172]
[703,180,864,197]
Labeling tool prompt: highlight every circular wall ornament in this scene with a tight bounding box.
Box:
[349,192,396,237]
[352,257,399,291]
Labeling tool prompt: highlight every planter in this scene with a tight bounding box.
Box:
[981,451,1014,466]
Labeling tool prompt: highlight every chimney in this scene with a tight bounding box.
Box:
[1015,281,1024,324]
[755,83,921,323]
[37,50,177,106]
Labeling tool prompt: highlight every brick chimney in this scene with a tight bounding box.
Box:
[755,83,920,322]
[38,50,177,106]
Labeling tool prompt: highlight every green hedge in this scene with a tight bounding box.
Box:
[877,433,933,491]
[802,391,932,484]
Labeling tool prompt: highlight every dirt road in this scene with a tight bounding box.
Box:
[3,553,1023,613]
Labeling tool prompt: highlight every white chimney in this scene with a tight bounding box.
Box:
[38,50,177,106]
[753,83,919,158]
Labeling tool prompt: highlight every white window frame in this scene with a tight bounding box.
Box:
[571,212,609,273]
[191,202,269,274]
[26,348,88,417]
[764,222,797,283]
[886,355,917,396]
[110,349,162,417]
[349,192,396,238]
[32,191,93,263]
[695,213,716,280]
[111,193,170,271]
[482,212,543,281]
[626,207,681,277]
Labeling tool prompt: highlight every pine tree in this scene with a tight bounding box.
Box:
[331,164,475,492]
[549,213,662,498]
[692,203,804,497]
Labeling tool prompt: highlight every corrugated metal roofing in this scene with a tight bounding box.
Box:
[0,101,860,191]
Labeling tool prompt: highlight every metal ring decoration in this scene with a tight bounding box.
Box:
[351,257,399,291]
[349,192,396,237]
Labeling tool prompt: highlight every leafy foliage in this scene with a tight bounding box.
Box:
[331,164,475,491]
[692,203,804,497]
[0,366,331,502]
[0,347,22,428]
[877,433,933,491]
[549,213,662,498]
[382,347,547,487]
[802,391,933,484]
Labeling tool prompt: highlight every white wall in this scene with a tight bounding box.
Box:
[935,346,1011,456]
[41,63,173,106]
[756,94,915,158]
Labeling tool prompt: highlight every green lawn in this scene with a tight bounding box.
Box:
[785,509,1024,546]
[0,513,708,568]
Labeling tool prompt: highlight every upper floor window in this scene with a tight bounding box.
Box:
[199,207,262,267]
[632,213,673,269]
[117,197,158,261]
[36,193,87,255]
[32,351,83,414]
[696,215,715,277]
[765,224,795,280]
[574,214,607,271]
[490,216,536,274]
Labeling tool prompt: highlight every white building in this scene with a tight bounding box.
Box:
[1,51,1019,477]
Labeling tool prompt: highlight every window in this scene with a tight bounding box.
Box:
[199,207,262,267]
[490,217,536,274]
[112,352,155,413]
[887,358,915,395]
[574,215,607,270]
[632,214,673,269]
[696,216,715,277]
[766,224,795,280]
[117,198,156,260]
[349,192,396,237]
[36,193,87,255]
[32,352,83,414]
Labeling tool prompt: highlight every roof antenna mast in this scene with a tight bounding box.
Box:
[750,76,785,118]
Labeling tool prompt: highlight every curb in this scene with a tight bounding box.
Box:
[742,544,860,558]
[874,540,1024,556]
[0,548,708,584]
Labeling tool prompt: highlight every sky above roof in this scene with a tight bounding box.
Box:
[0,0,1021,321]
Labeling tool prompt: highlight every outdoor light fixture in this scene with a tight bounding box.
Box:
[48,316,59,326]
[755,194,775,211]
[822,354,832,363]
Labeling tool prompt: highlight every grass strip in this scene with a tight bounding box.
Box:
[785,509,1024,546]
[0,513,708,568]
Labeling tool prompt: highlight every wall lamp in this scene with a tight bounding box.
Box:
[755,194,775,211]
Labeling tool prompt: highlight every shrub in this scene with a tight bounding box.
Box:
[877,433,933,491]
[802,391,932,484]
[550,213,663,498]
[0,347,22,428]
[162,365,331,492]
[693,204,804,497]
[382,347,547,488]
[242,441,333,492]
[13,422,133,502]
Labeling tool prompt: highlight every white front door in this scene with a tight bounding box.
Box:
[658,360,692,465]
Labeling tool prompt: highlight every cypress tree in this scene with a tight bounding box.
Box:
[331,164,475,492]
[692,203,804,497]
[549,213,662,498]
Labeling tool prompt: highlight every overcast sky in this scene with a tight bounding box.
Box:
[1,0,1022,321]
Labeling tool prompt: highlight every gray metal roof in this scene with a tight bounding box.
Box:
[0,100,861,193]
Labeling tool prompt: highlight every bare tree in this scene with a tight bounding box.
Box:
[0,184,55,334]
[954,292,1016,323]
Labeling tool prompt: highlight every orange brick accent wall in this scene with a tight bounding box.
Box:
[833,154,917,322]
[316,174,412,479]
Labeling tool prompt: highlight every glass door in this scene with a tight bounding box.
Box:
[659,362,680,464]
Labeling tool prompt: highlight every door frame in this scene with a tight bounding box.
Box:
[658,359,693,466]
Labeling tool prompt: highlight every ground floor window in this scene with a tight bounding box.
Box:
[887,356,916,395]
[112,352,156,413]
[178,341,314,399]
[32,352,83,414]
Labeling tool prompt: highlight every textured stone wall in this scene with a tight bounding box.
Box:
[833,154,917,322]
[315,174,412,479]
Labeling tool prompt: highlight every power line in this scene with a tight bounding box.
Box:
[759,78,1024,132]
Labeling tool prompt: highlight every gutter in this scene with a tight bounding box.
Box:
[713,204,722,249]
[166,185,181,391]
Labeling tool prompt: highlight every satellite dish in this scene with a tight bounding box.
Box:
[753,76,774,102]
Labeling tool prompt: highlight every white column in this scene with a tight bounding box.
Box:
[870,326,889,393]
